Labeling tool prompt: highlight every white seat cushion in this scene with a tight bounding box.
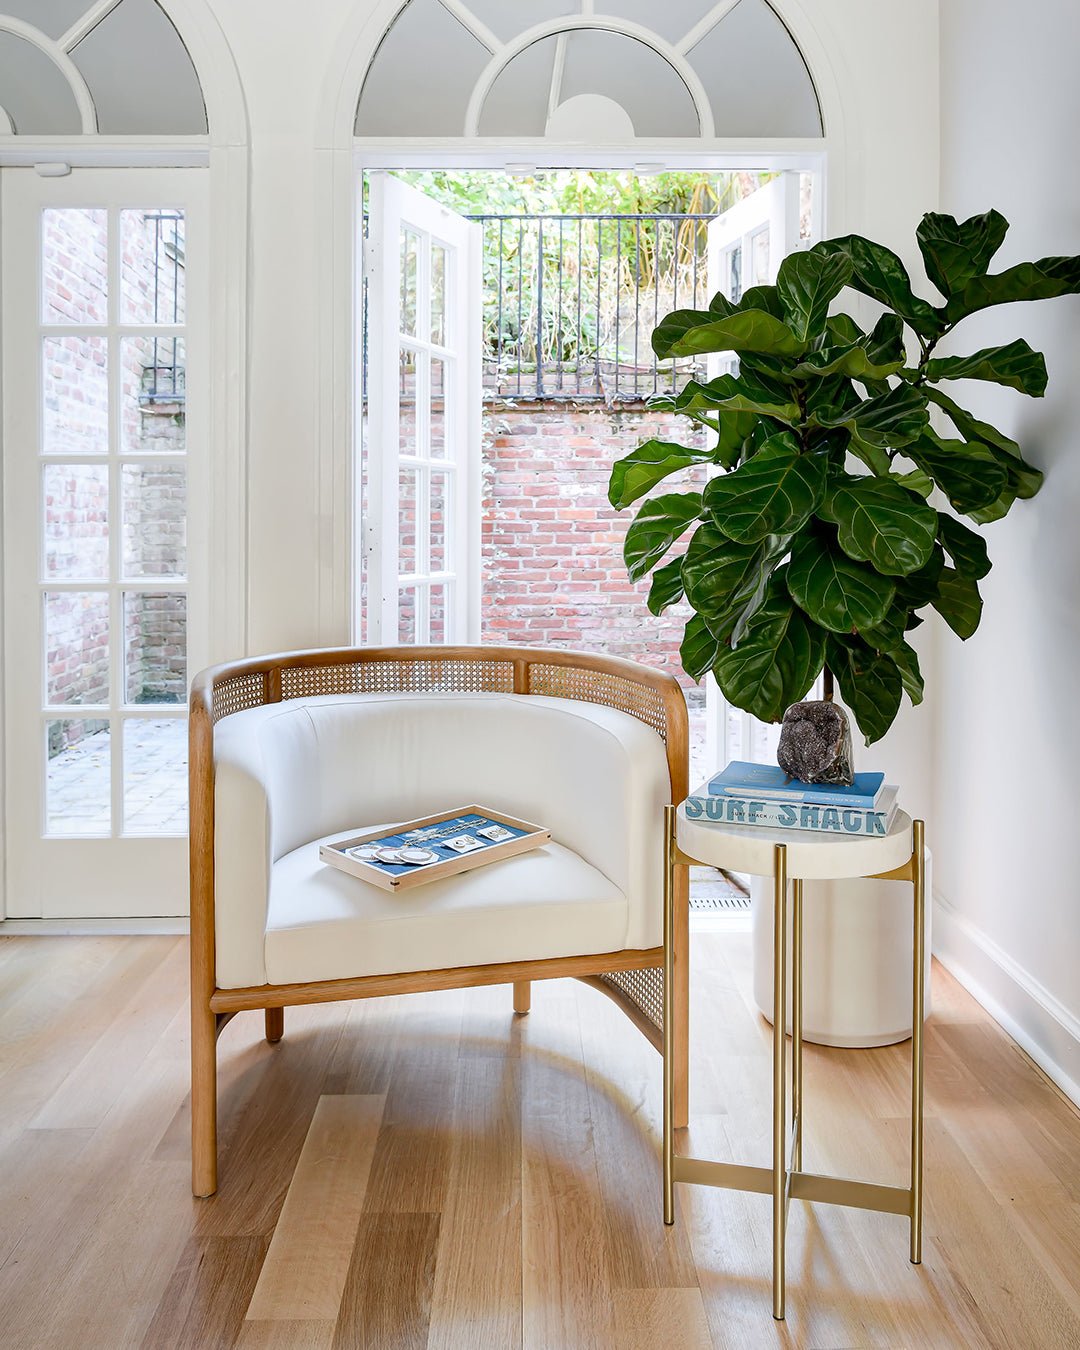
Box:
[264,829,626,986]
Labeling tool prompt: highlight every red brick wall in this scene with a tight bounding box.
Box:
[481,400,707,694]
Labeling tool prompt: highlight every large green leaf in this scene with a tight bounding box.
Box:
[787,534,895,632]
[680,613,724,681]
[681,525,790,635]
[776,246,852,345]
[703,434,826,543]
[818,474,938,576]
[708,290,738,316]
[608,439,712,510]
[653,308,804,361]
[789,313,906,382]
[933,567,983,638]
[916,210,1008,297]
[712,582,826,723]
[652,372,799,422]
[937,513,991,580]
[907,432,1008,513]
[816,381,929,448]
[646,557,685,616]
[894,545,945,609]
[826,635,904,744]
[926,388,1045,510]
[737,284,784,317]
[623,493,703,583]
[819,235,942,337]
[890,641,925,706]
[943,254,1080,323]
[925,338,1048,397]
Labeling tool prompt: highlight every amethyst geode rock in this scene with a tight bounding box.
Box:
[776,700,854,786]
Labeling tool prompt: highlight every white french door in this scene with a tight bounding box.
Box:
[2,168,208,918]
[704,172,805,769]
[363,173,481,644]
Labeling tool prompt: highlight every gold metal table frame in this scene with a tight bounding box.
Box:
[661,804,927,1321]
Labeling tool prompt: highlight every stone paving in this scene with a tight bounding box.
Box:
[46,717,187,835]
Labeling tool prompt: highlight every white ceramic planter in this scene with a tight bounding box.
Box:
[751,849,933,1047]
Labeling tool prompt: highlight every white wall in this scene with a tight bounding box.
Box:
[935,0,1080,1099]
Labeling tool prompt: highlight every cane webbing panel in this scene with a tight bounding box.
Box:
[596,966,663,1033]
[279,658,516,700]
[212,671,268,723]
[527,664,670,743]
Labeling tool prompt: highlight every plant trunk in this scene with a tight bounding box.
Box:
[822,665,834,702]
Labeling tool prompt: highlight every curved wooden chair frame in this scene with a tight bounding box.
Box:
[190,645,690,1197]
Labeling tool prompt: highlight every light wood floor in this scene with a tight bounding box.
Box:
[1,931,1079,1349]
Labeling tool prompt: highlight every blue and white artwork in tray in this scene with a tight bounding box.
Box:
[319,806,550,891]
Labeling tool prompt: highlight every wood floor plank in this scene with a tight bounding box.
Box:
[332,1212,440,1350]
[234,1320,336,1350]
[576,980,701,1293]
[31,940,189,1130]
[426,1053,522,1350]
[612,1288,712,1350]
[245,1093,386,1322]
[520,984,616,1350]
[140,1234,269,1350]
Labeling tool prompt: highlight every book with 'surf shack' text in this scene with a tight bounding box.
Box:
[707,760,887,810]
[686,782,899,836]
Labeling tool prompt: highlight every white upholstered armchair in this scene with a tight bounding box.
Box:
[189,645,689,1196]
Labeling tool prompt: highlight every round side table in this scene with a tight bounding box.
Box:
[661,801,927,1322]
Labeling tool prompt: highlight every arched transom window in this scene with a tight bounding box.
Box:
[0,0,206,136]
[356,0,822,140]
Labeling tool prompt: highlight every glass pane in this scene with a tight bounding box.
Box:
[430,470,449,574]
[42,335,108,455]
[46,719,110,836]
[398,586,416,643]
[41,208,107,324]
[123,718,187,834]
[431,243,446,345]
[45,592,109,706]
[44,464,109,580]
[121,336,185,454]
[399,347,417,456]
[123,591,186,705]
[122,463,186,578]
[430,356,447,459]
[429,582,449,645]
[398,466,418,576]
[120,209,186,324]
[400,227,418,336]
[751,228,770,287]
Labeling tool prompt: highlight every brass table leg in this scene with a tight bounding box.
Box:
[772,843,788,1321]
[792,877,804,1173]
[663,804,676,1227]
[910,818,926,1264]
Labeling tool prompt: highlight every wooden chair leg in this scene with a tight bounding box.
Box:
[513,980,531,1014]
[265,1006,284,1043]
[191,1002,218,1198]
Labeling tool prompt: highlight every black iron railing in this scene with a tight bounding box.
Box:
[466,211,716,403]
[140,211,185,404]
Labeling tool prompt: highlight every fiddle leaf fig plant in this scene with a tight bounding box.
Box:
[609,210,1080,743]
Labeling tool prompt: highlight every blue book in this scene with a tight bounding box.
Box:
[686,785,897,836]
[707,760,885,809]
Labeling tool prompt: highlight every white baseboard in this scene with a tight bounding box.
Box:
[933,891,1080,1108]
[0,917,189,936]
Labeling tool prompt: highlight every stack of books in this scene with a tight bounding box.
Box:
[686,761,898,837]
